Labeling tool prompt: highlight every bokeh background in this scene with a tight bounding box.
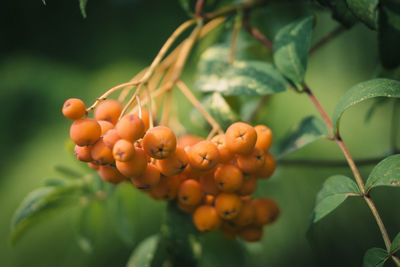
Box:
[0,0,399,266]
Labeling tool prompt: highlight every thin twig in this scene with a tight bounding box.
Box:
[161,89,173,126]
[242,8,274,51]
[195,0,204,17]
[204,0,266,21]
[309,25,346,55]
[176,80,224,134]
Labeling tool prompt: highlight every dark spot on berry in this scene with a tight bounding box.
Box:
[182,196,188,201]
[224,211,230,216]
[219,182,224,187]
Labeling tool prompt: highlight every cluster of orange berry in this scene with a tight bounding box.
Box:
[62,97,279,242]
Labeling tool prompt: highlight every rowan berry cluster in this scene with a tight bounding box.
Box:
[62,97,279,242]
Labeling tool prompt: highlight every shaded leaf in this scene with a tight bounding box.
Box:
[10,184,81,244]
[191,92,240,131]
[312,175,360,223]
[332,78,400,136]
[196,46,289,96]
[391,232,400,254]
[42,0,46,5]
[365,154,400,192]
[364,98,390,123]
[363,248,388,267]
[276,116,329,159]
[79,0,88,18]
[378,3,400,69]
[273,15,314,85]
[346,0,379,30]
[127,235,159,267]
[54,164,83,178]
[44,178,68,187]
[316,0,357,27]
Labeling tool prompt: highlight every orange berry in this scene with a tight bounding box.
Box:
[211,134,234,163]
[62,98,86,120]
[254,153,276,179]
[199,172,219,196]
[70,118,101,146]
[98,120,114,136]
[236,147,265,174]
[116,114,145,142]
[252,198,280,226]
[193,205,221,232]
[94,99,122,125]
[103,129,121,148]
[239,225,263,242]
[133,108,150,132]
[149,175,181,201]
[74,145,92,162]
[203,194,215,205]
[237,176,257,196]
[116,147,147,178]
[178,179,203,206]
[214,164,243,193]
[113,139,135,162]
[98,165,127,184]
[142,126,177,159]
[177,134,204,148]
[156,147,188,176]
[91,139,114,165]
[225,122,257,155]
[233,201,256,226]
[254,125,273,151]
[187,141,220,171]
[87,162,99,170]
[215,193,242,220]
[131,163,160,190]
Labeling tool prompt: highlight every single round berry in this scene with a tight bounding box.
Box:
[113,139,135,162]
[133,108,150,132]
[239,225,263,242]
[236,147,265,174]
[193,205,221,232]
[199,172,219,196]
[211,134,234,163]
[70,118,101,146]
[187,141,220,171]
[214,164,243,193]
[177,134,204,148]
[74,145,92,162]
[116,147,147,178]
[142,126,177,159]
[251,198,280,226]
[237,176,257,196]
[156,147,188,176]
[94,99,122,125]
[62,98,86,120]
[254,125,273,152]
[215,193,242,220]
[254,153,276,179]
[178,179,203,206]
[91,139,114,165]
[103,129,121,149]
[116,114,145,142]
[149,175,181,201]
[225,122,257,155]
[131,163,160,190]
[233,201,256,226]
[98,165,127,184]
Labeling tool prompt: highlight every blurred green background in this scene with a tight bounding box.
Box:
[0,0,399,266]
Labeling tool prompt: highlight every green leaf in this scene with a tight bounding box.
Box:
[363,248,389,267]
[346,0,379,30]
[273,15,314,85]
[10,184,81,244]
[54,164,83,178]
[365,154,400,192]
[42,0,46,5]
[44,178,68,187]
[332,78,400,136]
[378,3,400,69]
[196,46,289,96]
[191,92,240,131]
[391,232,400,254]
[79,0,88,18]
[312,175,360,223]
[276,116,329,159]
[127,235,159,267]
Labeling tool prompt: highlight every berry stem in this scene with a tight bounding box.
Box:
[242,8,274,51]
[176,80,224,134]
[161,89,173,126]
